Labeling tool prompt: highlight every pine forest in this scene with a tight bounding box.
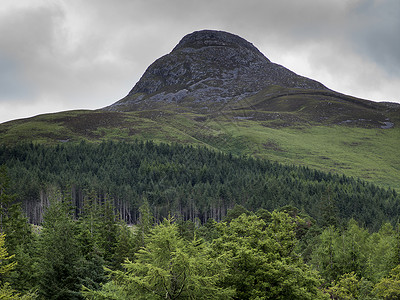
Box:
[1,140,400,299]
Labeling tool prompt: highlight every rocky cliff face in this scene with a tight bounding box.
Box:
[107,30,328,112]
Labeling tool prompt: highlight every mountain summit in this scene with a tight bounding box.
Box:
[107,30,327,112]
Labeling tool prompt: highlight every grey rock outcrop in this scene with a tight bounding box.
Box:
[107,30,328,111]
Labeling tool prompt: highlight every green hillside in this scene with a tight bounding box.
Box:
[1,94,399,190]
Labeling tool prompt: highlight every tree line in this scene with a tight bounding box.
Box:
[0,141,399,231]
[1,170,400,299]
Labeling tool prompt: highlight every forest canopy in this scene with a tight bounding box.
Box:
[0,140,398,230]
[0,140,399,230]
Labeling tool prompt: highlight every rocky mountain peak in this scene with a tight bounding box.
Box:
[172,30,270,62]
[107,30,327,112]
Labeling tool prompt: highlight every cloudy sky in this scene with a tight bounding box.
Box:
[0,0,399,124]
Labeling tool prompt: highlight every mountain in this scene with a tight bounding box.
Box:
[106,30,327,112]
[106,30,397,129]
[0,30,399,189]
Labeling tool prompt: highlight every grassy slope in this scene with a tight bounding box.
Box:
[217,121,400,189]
[0,106,399,190]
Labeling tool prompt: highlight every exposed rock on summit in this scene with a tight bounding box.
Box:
[107,30,328,112]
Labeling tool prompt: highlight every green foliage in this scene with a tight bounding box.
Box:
[176,217,196,241]
[222,204,250,223]
[0,166,32,250]
[365,223,396,282]
[196,218,219,241]
[311,220,372,282]
[312,219,398,290]
[325,272,361,300]
[111,222,136,268]
[212,213,328,299]
[98,218,233,299]
[36,193,83,299]
[134,198,153,248]
[0,166,36,294]
[82,281,127,300]
[373,264,400,299]
[0,233,16,279]
[325,273,380,300]
[1,141,400,299]
[77,191,119,266]
[36,191,106,299]
[0,233,37,299]
[311,226,342,282]
[0,283,22,300]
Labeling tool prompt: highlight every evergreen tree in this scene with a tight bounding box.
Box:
[134,198,153,249]
[222,204,250,224]
[0,233,16,281]
[112,221,136,269]
[85,218,233,299]
[365,222,396,283]
[0,232,18,299]
[310,226,341,282]
[0,166,35,294]
[0,166,32,250]
[373,264,400,299]
[36,191,104,299]
[2,141,399,230]
[212,212,328,299]
[0,233,36,299]
[311,219,371,283]
[97,196,119,263]
[325,272,361,300]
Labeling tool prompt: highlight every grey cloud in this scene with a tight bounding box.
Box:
[0,0,399,123]
[0,3,64,62]
[0,56,32,101]
[347,0,400,76]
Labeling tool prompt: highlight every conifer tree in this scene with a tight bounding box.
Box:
[0,166,35,294]
[0,165,32,249]
[36,191,104,299]
[112,221,136,269]
[135,198,153,248]
[212,212,328,299]
[0,233,16,281]
[85,218,233,299]
[0,233,36,299]
[373,264,400,299]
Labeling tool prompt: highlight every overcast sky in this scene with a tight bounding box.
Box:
[0,0,399,124]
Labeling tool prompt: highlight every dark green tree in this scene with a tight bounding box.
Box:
[0,232,17,298]
[222,204,250,224]
[0,165,35,294]
[0,166,32,250]
[0,232,36,299]
[112,221,136,268]
[36,191,104,299]
[134,198,153,249]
